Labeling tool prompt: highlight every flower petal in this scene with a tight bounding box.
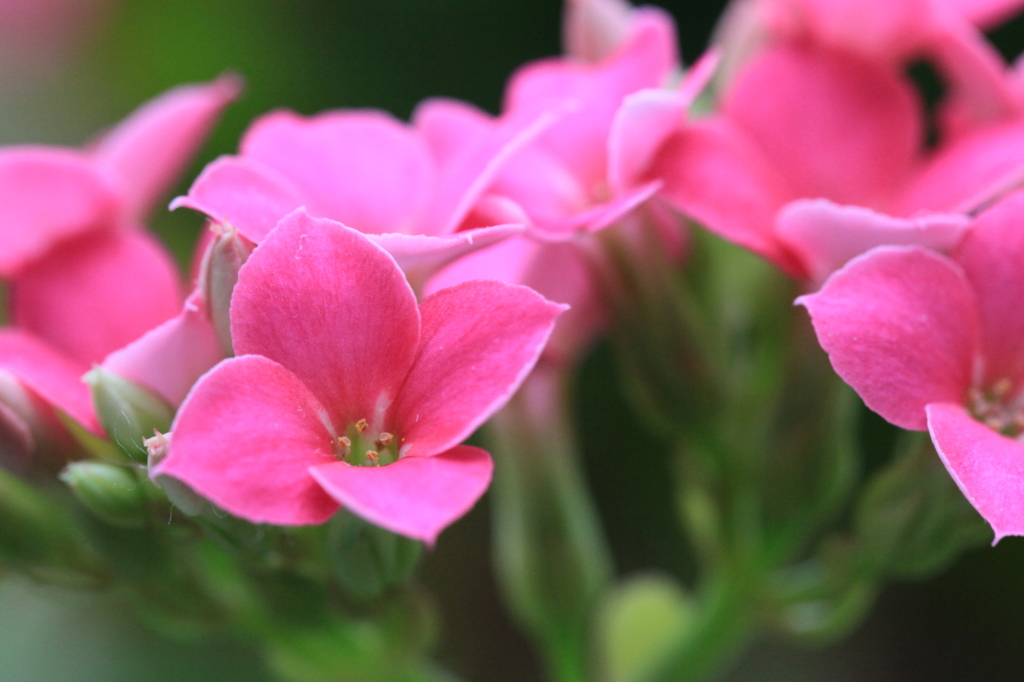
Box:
[798,246,979,430]
[231,210,420,428]
[93,75,241,221]
[392,280,565,457]
[366,224,523,293]
[504,8,677,189]
[953,190,1024,384]
[927,401,1024,542]
[171,155,307,243]
[309,445,492,545]
[722,43,921,208]
[0,329,97,433]
[0,148,118,278]
[776,199,970,284]
[156,354,340,525]
[651,119,802,276]
[101,293,224,407]
[608,88,689,194]
[11,228,183,366]
[241,109,435,235]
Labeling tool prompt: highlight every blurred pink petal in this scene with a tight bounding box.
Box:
[241,109,435,235]
[0,329,97,433]
[93,75,242,221]
[777,200,970,285]
[101,293,224,408]
[11,228,182,366]
[310,445,492,546]
[0,148,118,278]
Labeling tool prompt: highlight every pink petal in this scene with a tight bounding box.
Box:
[101,293,224,407]
[0,148,118,278]
[241,109,435,235]
[934,0,1024,28]
[424,235,539,296]
[310,445,492,545]
[798,246,980,430]
[608,88,689,194]
[156,354,340,525]
[231,210,420,429]
[93,75,241,221]
[392,280,565,457]
[11,228,183,366]
[952,190,1024,384]
[651,119,803,276]
[566,179,662,233]
[504,8,677,189]
[928,18,1022,140]
[722,43,921,208]
[171,155,307,243]
[897,121,1024,216]
[0,329,97,433]
[776,199,971,284]
[366,224,524,293]
[927,401,1024,541]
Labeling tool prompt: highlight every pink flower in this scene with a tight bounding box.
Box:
[153,210,565,543]
[426,2,694,366]
[798,190,1024,541]
[171,102,553,290]
[649,39,1024,282]
[0,77,238,437]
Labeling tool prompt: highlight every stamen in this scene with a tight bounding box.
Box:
[365,450,380,466]
[355,419,369,433]
[376,432,393,448]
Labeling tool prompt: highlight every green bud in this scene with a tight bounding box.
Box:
[84,367,173,463]
[327,509,422,601]
[60,461,148,528]
[598,573,695,682]
[198,223,255,356]
[855,433,989,579]
[0,466,75,565]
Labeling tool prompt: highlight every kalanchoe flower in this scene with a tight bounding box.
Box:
[798,190,1024,541]
[648,38,1024,283]
[0,77,238,443]
[153,210,565,544]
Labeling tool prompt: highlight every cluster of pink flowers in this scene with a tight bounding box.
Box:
[6,0,1024,548]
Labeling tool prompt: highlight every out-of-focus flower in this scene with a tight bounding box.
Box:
[798,190,1024,541]
[427,0,693,366]
[648,36,1024,283]
[0,77,237,450]
[154,210,565,544]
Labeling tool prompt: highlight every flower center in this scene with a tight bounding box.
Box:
[332,418,400,467]
[967,378,1024,438]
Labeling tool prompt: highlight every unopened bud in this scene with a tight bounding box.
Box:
[145,430,207,516]
[198,223,255,356]
[60,461,148,529]
[85,367,173,464]
[0,369,72,472]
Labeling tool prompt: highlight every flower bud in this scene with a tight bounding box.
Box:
[145,431,206,516]
[84,367,173,463]
[0,369,75,473]
[60,461,148,529]
[197,223,255,356]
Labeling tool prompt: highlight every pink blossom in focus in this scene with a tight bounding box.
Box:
[798,190,1024,541]
[154,210,565,544]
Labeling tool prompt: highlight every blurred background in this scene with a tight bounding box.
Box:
[2,1,1024,680]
